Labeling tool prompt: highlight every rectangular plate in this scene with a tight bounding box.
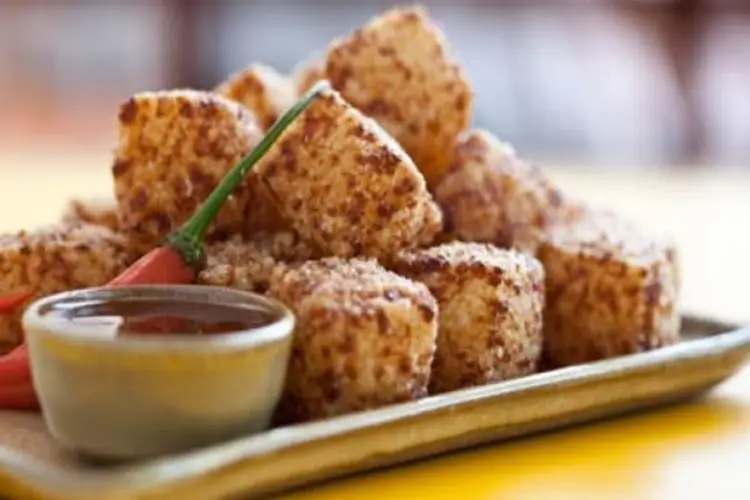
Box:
[0,314,747,500]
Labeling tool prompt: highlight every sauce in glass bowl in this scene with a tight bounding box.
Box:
[22,285,295,460]
[45,297,277,336]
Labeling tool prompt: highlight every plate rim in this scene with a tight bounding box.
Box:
[0,314,747,498]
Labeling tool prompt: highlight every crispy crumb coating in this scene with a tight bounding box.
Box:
[216,63,297,131]
[415,199,444,247]
[268,258,438,424]
[538,210,680,368]
[61,197,154,257]
[62,197,121,233]
[240,174,290,237]
[292,54,325,96]
[112,89,264,247]
[254,87,441,260]
[391,242,544,393]
[435,129,580,255]
[324,5,472,187]
[0,223,137,351]
[198,232,317,294]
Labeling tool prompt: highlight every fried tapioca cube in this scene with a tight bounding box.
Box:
[254,87,440,260]
[391,242,544,393]
[435,129,579,255]
[268,258,438,424]
[61,197,155,257]
[112,89,263,247]
[291,54,325,95]
[241,174,290,236]
[216,63,297,131]
[324,5,472,187]
[538,210,680,368]
[415,199,444,247]
[62,197,121,233]
[198,232,317,294]
[0,223,137,351]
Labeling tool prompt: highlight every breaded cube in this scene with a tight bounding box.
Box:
[61,197,155,257]
[198,231,317,294]
[391,242,544,394]
[254,87,441,260]
[325,5,472,187]
[268,258,438,424]
[216,63,297,131]
[435,129,580,255]
[62,197,121,233]
[112,89,264,247]
[238,173,291,237]
[415,199,444,247]
[0,223,137,351]
[292,54,325,95]
[538,210,680,368]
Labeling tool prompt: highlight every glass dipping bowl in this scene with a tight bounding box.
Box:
[22,285,294,460]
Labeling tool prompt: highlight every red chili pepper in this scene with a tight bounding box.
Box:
[0,381,39,411]
[0,291,33,314]
[0,296,38,410]
[0,344,31,384]
[0,345,37,410]
[0,81,329,411]
[108,246,197,287]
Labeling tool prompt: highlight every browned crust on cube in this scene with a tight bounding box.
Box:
[61,197,155,257]
[112,89,264,247]
[538,210,680,368]
[292,55,325,95]
[216,63,297,130]
[241,174,291,237]
[198,232,317,294]
[0,223,137,351]
[61,197,121,233]
[268,258,438,424]
[324,5,472,188]
[415,199,444,247]
[254,88,440,260]
[435,129,578,255]
[391,242,544,393]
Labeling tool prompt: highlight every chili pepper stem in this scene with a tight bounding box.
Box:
[168,80,332,264]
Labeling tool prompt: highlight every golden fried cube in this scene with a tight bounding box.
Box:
[0,223,137,351]
[415,199,444,247]
[241,174,290,236]
[435,129,579,255]
[216,63,297,131]
[291,54,325,95]
[538,210,680,368]
[62,197,121,233]
[324,5,472,187]
[112,89,264,247]
[269,258,438,424]
[392,242,544,393]
[198,232,317,294]
[254,87,441,260]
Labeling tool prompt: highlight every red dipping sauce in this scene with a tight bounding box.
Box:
[46,297,276,337]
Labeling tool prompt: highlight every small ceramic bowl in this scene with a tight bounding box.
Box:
[22,285,294,460]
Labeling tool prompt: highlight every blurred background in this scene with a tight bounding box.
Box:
[1,0,749,168]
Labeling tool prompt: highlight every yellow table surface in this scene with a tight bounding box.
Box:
[1,149,749,500]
